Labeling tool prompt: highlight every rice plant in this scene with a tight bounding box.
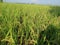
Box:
[0,3,60,45]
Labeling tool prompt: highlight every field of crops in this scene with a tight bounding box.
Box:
[0,3,60,45]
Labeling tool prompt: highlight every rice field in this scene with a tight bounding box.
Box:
[0,3,60,45]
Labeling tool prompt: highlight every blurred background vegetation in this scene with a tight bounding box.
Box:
[0,0,3,2]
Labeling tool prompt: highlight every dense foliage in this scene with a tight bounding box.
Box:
[0,3,60,45]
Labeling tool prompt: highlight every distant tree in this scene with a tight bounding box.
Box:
[0,0,3,2]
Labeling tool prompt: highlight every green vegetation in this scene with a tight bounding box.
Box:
[0,0,3,2]
[0,3,60,45]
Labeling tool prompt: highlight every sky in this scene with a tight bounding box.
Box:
[3,0,60,5]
